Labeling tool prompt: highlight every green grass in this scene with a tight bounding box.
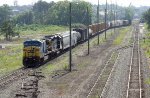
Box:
[90,30,114,47]
[140,23,150,84]
[141,39,150,58]
[41,29,115,74]
[141,30,150,58]
[42,55,69,74]
[17,24,68,35]
[113,26,131,45]
[0,25,68,44]
[140,23,150,57]
[0,45,23,76]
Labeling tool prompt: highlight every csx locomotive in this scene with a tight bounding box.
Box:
[23,20,129,67]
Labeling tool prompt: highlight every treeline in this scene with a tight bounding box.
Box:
[0,0,92,40]
[14,0,92,25]
[0,0,138,40]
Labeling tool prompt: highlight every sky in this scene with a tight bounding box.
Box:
[0,0,149,7]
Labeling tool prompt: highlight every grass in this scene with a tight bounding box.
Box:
[41,29,115,74]
[140,23,150,84]
[140,24,150,58]
[17,24,68,35]
[0,45,23,76]
[42,55,69,74]
[89,30,114,47]
[141,38,150,58]
[113,26,131,45]
[140,23,150,58]
[0,25,68,44]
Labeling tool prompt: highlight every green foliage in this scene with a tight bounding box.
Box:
[0,45,23,76]
[14,11,33,25]
[71,23,86,28]
[0,4,12,25]
[16,24,66,31]
[45,0,92,25]
[141,25,150,58]
[113,27,131,45]
[124,6,135,22]
[0,21,17,40]
[15,24,68,36]
[32,1,55,24]
[143,8,150,29]
[0,1,92,27]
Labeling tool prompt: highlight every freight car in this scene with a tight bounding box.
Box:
[23,20,129,67]
[23,31,81,67]
[89,22,109,35]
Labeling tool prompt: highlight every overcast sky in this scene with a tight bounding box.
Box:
[0,0,150,7]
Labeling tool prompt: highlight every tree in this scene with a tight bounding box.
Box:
[124,6,135,23]
[0,4,12,25]
[32,0,54,24]
[46,1,92,25]
[0,21,16,40]
[143,8,150,29]
[14,11,33,25]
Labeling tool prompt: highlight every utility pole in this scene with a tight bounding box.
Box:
[110,0,112,24]
[111,0,113,34]
[114,2,116,33]
[116,2,117,22]
[87,7,90,55]
[69,3,72,72]
[105,0,107,39]
[97,0,100,45]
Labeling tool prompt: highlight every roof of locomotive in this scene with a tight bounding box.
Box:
[23,39,44,46]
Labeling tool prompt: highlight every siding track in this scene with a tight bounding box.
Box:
[126,26,143,98]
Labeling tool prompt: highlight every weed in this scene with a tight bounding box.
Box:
[0,45,23,76]
[113,26,131,45]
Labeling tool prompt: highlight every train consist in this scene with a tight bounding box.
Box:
[23,20,129,67]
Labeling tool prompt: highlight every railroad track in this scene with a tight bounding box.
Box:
[87,27,133,98]
[87,51,120,98]
[0,67,33,90]
[126,26,143,98]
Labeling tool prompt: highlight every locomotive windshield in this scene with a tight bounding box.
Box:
[24,40,41,47]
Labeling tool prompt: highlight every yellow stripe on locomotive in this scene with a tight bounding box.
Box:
[23,46,40,58]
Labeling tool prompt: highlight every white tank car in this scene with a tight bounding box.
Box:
[60,31,81,50]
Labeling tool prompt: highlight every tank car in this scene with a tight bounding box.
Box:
[59,31,81,49]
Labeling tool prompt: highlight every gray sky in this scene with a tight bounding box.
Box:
[0,0,150,7]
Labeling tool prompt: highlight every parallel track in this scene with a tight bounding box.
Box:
[126,26,142,98]
[0,67,33,90]
[87,51,120,98]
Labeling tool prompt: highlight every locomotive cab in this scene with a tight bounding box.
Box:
[23,40,45,67]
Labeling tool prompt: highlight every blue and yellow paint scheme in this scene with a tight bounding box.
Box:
[23,40,46,67]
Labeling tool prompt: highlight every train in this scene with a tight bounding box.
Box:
[23,20,129,67]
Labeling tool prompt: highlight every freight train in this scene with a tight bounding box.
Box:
[23,20,129,67]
